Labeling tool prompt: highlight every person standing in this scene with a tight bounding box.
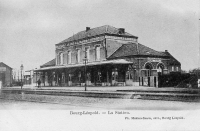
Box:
[37,79,41,88]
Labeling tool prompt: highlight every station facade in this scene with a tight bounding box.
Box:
[35,25,181,87]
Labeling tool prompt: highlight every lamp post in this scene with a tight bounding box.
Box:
[83,50,88,91]
[20,64,24,89]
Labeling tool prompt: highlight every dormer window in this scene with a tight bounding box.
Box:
[118,28,125,34]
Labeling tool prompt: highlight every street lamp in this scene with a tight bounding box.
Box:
[83,51,88,91]
[20,64,24,89]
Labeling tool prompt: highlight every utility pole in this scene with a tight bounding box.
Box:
[18,70,19,82]
[20,64,23,89]
[199,19,200,68]
[83,49,88,91]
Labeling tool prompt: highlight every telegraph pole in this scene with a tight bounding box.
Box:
[83,50,87,91]
[20,64,24,89]
[198,19,200,69]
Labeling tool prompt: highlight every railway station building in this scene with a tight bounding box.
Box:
[0,62,12,87]
[35,25,181,87]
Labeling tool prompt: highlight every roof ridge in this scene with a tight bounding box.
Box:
[57,25,137,45]
[0,62,12,69]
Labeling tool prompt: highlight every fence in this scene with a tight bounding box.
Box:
[158,72,198,88]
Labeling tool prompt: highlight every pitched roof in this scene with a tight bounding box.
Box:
[162,51,181,65]
[57,25,138,45]
[108,43,167,59]
[40,59,56,68]
[0,62,12,69]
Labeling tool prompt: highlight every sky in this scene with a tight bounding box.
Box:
[0,0,199,72]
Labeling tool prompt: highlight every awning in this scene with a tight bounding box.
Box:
[34,59,132,71]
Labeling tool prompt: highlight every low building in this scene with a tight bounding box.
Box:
[0,62,12,87]
[35,25,181,87]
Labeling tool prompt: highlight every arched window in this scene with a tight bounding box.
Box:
[144,63,153,76]
[157,63,164,75]
[95,45,100,61]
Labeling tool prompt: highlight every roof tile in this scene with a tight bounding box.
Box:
[57,25,137,45]
[109,43,168,58]
[40,59,56,68]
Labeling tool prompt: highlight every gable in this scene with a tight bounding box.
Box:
[0,62,12,69]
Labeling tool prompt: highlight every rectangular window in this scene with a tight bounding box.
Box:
[57,55,59,65]
[95,46,100,61]
[68,51,71,64]
[85,47,90,61]
[60,53,63,65]
[172,66,174,71]
[63,53,67,64]
[176,67,179,72]
[77,49,80,63]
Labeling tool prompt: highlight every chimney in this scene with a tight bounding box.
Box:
[165,50,168,52]
[118,28,125,34]
[86,27,90,31]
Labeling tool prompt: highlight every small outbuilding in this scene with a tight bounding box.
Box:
[0,62,12,87]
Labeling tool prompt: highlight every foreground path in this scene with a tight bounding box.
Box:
[1,92,200,110]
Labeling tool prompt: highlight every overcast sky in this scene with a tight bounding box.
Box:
[0,0,199,71]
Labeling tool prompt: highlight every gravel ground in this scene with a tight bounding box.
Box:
[1,92,200,110]
[0,98,95,110]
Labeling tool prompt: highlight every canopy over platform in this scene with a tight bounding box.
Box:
[34,59,132,72]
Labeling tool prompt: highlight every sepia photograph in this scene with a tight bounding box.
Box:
[0,0,199,130]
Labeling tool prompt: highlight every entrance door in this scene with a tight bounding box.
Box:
[148,76,150,87]
[154,77,157,87]
[112,69,118,86]
[125,71,133,86]
[68,74,72,86]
